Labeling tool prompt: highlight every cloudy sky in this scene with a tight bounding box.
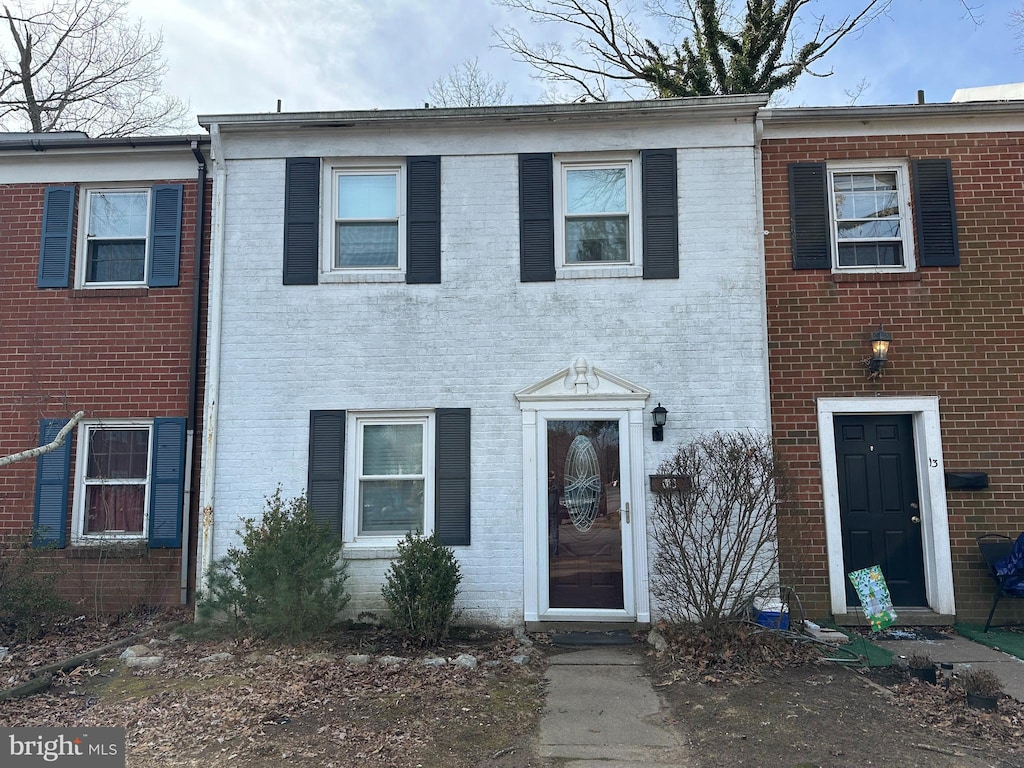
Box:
[127,0,1023,122]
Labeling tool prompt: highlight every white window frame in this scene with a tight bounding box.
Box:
[71,420,152,544]
[827,160,916,274]
[343,410,435,548]
[320,160,406,282]
[554,153,643,278]
[75,186,151,289]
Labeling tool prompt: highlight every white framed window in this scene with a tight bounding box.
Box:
[344,411,435,546]
[77,187,151,287]
[828,161,915,272]
[554,154,641,271]
[321,161,406,276]
[72,421,152,542]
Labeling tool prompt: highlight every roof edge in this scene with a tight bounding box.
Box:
[199,95,769,130]
[0,134,210,154]
[759,100,1024,125]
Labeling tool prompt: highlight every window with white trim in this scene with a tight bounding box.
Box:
[828,162,915,271]
[79,188,150,286]
[344,411,435,544]
[72,422,152,541]
[555,155,641,269]
[322,162,406,274]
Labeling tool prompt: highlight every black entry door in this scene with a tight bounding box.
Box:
[834,414,926,606]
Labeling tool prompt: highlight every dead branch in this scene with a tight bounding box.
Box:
[0,410,84,467]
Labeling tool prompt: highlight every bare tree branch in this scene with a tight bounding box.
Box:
[494,0,894,100]
[427,57,514,107]
[0,410,84,467]
[1012,2,1024,55]
[0,0,189,136]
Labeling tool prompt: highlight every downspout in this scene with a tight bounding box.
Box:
[197,123,227,599]
[180,140,208,605]
[753,113,772,434]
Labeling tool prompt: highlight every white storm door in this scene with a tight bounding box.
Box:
[539,412,635,619]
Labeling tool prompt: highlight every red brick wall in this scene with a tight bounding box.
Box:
[763,132,1024,624]
[0,174,209,614]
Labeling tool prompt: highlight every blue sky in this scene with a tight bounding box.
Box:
[128,0,1023,118]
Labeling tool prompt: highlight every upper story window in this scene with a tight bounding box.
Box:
[518,150,678,282]
[73,422,152,541]
[827,162,915,273]
[554,155,641,270]
[322,162,406,275]
[790,158,960,272]
[82,188,150,285]
[42,183,183,291]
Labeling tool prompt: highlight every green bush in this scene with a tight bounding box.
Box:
[198,488,349,642]
[382,532,462,648]
[0,535,69,643]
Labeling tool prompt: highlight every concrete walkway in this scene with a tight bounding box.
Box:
[871,631,1024,701]
[538,646,693,767]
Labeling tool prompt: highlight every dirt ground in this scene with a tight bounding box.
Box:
[3,615,1024,767]
[0,614,543,768]
[645,627,1024,768]
[654,664,1024,768]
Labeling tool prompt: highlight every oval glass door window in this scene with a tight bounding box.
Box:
[564,435,601,532]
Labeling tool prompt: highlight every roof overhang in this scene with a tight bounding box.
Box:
[199,95,769,133]
[760,100,1024,139]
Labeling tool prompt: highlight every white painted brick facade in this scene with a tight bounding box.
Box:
[204,100,770,627]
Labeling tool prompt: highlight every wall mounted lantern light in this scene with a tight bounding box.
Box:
[652,403,668,441]
[866,325,892,379]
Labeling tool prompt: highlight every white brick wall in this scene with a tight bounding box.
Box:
[206,108,769,627]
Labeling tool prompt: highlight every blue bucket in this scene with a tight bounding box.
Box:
[755,609,789,630]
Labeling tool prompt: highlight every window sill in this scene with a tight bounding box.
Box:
[69,540,148,558]
[556,265,643,280]
[831,271,922,285]
[319,272,406,284]
[70,287,150,299]
[342,545,400,560]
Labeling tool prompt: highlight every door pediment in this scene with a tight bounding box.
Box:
[515,357,650,405]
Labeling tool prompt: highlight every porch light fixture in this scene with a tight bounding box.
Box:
[651,403,668,442]
[866,325,892,379]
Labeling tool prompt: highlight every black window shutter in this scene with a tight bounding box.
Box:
[435,408,470,546]
[788,163,831,269]
[33,419,71,548]
[283,157,321,285]
[38,186,76,288]
[148,418,187,548]
[518,153,555,282]
[406,156,441,284]
[308,411,345,537]
[912,159,960,267]
[148,184,184,287]
[641,148,679,279]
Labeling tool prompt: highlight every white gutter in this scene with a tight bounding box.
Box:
[197,122,227,598]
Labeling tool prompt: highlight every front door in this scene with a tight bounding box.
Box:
[544,417,631,612]
[834,414,927,606]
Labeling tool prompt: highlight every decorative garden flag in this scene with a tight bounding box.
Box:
[847,565,897,631]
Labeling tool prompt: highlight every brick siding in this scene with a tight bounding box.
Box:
[762,132,1024,623]
[0,176,210,613]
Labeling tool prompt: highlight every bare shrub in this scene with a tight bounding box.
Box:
[650,430,789,630]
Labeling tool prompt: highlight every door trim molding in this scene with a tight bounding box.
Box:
[516,360,651,623]
[817,397,955,617]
